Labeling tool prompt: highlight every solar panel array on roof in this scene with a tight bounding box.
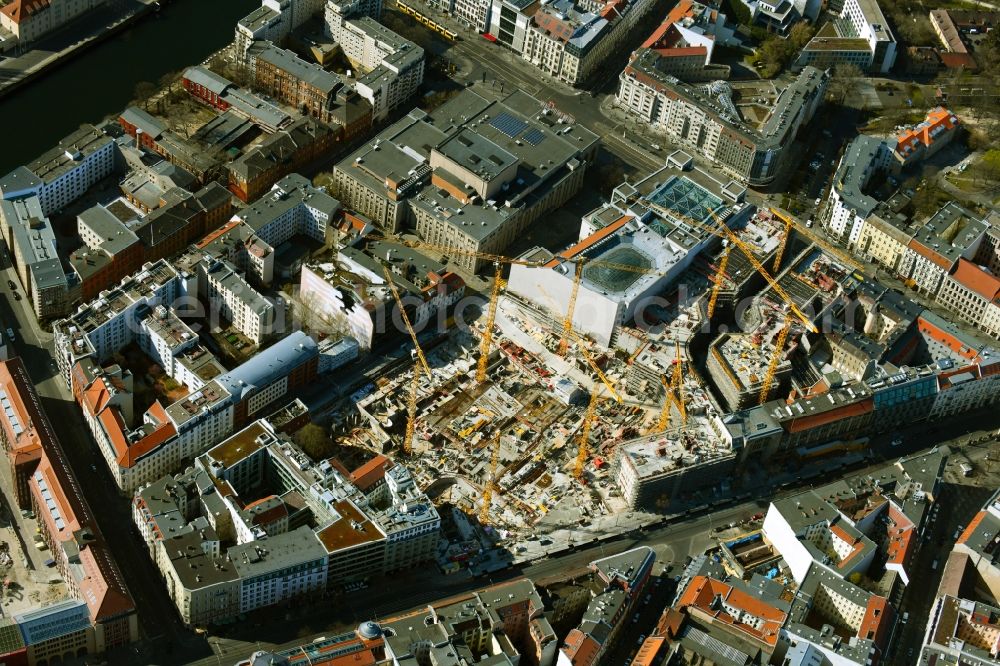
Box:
[522,128,546,146]
[0,390,23,436]
[490,112,528,138]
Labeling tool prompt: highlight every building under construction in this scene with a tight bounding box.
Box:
[611,418,735,512]
[506,156,754,348]
[707,327,797,412]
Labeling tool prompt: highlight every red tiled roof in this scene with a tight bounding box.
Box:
[600,0,626,20]
[958,510,986,545]
[939,52,978,70]
[829,521,868,569]
[561,628,601,665]
[677,576,786,646]
[907,238,953,270]
[917,315,980,361]
[785,398,874,434]
[351,455,393,491]
[885,503,916,567]
[659,46,708,58]
[544,214,633,268]
[664,0,694,26]
[0,0,52,24]
[195,219,241,249]
[0,359,135,625]
[938,364,982,390]
[94,396,177,469]
[632,636,666,666]
[858,595,893,649]
[951,258,1000,302]
[896,107,959,156]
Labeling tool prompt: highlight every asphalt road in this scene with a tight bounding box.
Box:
[0,250,214,665]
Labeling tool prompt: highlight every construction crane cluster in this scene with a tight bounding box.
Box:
[572,335,622,481]
[653,341,688,433]
[479,433,502,525]
[382,265,432,456]
[758,315,793,405]
[370,201,822,499]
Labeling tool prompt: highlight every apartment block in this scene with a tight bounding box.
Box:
[488,0,657,86]
[68,182,233,301]
[616,62,827,186]
[742,0,821,34]
[181,66,293,132]
[325,10,425,120]
[898,202,986,295]
[198,257,275,344]
[453,0,492,32]
[234,173,340,249]
[133,419,439,626]
[0,358,138,652]
[827,135,895,245]
[937,260,1000,338]
[893,106,960,168]
[0,196,73,320]
[229,117,344,203]
[796,0,896,73]
[0,124,117,216]
[299,241,465,347]
[254,44,347,124]
[558,547,654,665]
[235,0,327,62]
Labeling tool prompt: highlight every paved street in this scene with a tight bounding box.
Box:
[0,249,214,665]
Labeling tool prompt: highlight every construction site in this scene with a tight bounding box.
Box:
[313,163,823,548]
[313,150,995,569]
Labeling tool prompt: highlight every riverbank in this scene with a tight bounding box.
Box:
[0,0,167,101]
[0,0,257,174]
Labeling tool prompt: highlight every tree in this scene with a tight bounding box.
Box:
[976,149,1000,183]
[723,0,752,26]
[294,423,336,461]
[789,22,814,50]
[159,71,179,96]
[826,63,863,104]
[133,81,157,110]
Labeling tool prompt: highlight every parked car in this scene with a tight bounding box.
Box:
[6,280,15,291]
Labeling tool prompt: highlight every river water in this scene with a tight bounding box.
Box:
[0,0,258,174]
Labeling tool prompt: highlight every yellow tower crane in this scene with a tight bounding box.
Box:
[758,316,793,405]
[368,236,542,385]
[477,263,506,383]
[672,340,687,425]
[769,208,863,272]
[577,343,622,404]
[573,392,600,481]
[656,374,673,432]
[382,266,433,455]
[644,203,818,334]
[558,261,585,356]
[571,339,621,481]
[772,212,793,274]
[557,257,666,356]
[479,432,502,525]
[706,245,731,320]
[373,234,664,358]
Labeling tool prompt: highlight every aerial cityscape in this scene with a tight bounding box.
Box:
[0,0,998,664]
